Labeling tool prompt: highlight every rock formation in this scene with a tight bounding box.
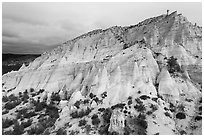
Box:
[2,11,202,135]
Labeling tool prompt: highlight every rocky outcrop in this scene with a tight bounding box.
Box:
[2,11,202,135]
[109,109,125,134]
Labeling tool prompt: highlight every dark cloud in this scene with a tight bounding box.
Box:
[2,31,19,38]
[2,2,202,54]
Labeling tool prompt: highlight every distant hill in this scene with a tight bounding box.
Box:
[2,53,40,75]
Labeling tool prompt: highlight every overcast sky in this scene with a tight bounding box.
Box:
[2,2,202,54]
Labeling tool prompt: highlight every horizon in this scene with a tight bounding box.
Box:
[2,2,202,54]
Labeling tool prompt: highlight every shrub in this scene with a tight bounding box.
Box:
[45,104,59,119]
[150,104,158,112]
[123,44,129,49]
[137,114,147,129]
[56,128,67,135]
[164,112,171,118]
[12,121,24,135]
[110,131,119,135]
[38,117,56,129]
[2,96,9,102]
[128,100,133,105]
[98,124,110,135]
[74,101,81,109]
[31,93,37,97]
[111,103,126,110]
[19,92,22,97]
[135,98,143,104]
[27,124,45,135]
[146,111,153,115]
[89,93,94,99]
[124,125,131,135]
[167,56,182,73]
[21,119,32,128]
[35,102,47,112]
[92,117,100,126]
[2,118,15,128]
[2,109,9,115]
[16,108,28,119]
[83,99,90,104]
[128,114,147,134]
[98,108,105,112]
[78,119,87,127]
[178,104,185,111]
[199,106,202,111]
[139,95,150,100]
[4,100,21,110]
[195,116,202,121]
[179,130,187,135]
[128,96,132,100]
[134,104,146,112]
[50,92,61,102]
[91,114,98,119]
[30,88,34,93]
[24,111,37,119]
[102,108,112,123]
[93,97,99,104]
[152,98,158,103]
[2,129,13,135]
[24,90,28,94]
[22,93,29,103]
[101,92,107,98]
[85,124,91,134]
[8,94,18,101]
[70,108,91,119]
[176,112,186,119]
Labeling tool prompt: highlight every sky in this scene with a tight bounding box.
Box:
[2,2,202,54]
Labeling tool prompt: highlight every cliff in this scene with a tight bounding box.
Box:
[2,11,202,135]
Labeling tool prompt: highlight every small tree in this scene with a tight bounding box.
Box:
[167,56,182,73]
[167,10,169,15]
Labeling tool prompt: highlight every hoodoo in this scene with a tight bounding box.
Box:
[2,11,202,135]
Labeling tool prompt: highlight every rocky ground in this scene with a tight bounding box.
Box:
[2,11,202,135]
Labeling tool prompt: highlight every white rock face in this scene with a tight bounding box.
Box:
[2,11,202,135]
[109,109,125,134]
